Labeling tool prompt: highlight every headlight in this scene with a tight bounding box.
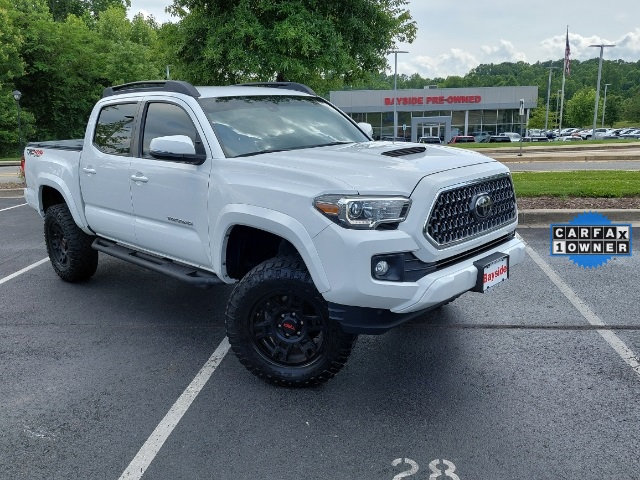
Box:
[314,195,411,229]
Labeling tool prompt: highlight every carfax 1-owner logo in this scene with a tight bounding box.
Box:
[550,212,632,268]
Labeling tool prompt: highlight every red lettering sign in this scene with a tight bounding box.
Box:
[385,95,482,106]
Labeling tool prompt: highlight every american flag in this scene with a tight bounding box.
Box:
[564,28,571,75]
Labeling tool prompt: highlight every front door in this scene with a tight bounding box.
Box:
[129,99,212,268]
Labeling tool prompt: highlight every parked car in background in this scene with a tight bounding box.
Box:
[498,132,521,142]
[487,136,511,143]
[448,135,476,144]
[620,129,640,139]
[418,136,442,144]
[554,135,583,141]
[559,128,580,136]
[580,128,609,140]
[522,136,549,142]
[379,136,410,142]
[470,131,491,143]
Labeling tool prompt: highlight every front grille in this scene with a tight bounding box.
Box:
[424,174,517,247]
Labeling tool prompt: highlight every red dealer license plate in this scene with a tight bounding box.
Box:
[473,252,509,293]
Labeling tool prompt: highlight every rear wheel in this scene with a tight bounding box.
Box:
[226,256,357,387]
[44,204,98,282]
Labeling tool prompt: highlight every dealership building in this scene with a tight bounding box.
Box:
[330,86,538,142]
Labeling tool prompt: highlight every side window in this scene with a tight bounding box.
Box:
[142,102,199,158]
[93,103,138,156]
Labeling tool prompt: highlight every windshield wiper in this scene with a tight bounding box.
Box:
[308,141,354,148]
[234,147,296,158]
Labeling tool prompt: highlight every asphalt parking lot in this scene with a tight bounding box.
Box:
[1,196,639,480]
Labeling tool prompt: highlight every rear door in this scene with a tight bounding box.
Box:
[80,102,139,244]
[128,98,213,268]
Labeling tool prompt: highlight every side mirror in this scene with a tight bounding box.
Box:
[149,135,206,164]
[357,122,374,138]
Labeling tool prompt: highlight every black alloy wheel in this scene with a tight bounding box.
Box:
[250,291,327,368]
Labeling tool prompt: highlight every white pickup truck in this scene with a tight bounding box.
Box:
[23,80,525,386]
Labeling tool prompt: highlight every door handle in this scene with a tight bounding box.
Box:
[82,167,96,175]
[130,174,148,183]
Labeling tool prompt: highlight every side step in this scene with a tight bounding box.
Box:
[92,238,225,288]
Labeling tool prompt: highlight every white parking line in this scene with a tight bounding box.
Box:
[520,235,640,379]
[118,337,231,480]
[0,203,27,213]
[0,258,49,286]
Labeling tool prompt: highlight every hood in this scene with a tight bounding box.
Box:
[237,141,496,194]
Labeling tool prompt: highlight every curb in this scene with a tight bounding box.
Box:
[497,154,640,163]
[0,188,24,198]
[519,209,640,226]
[0,161,21,167]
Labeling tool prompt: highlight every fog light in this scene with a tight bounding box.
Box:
[374,260,390,277]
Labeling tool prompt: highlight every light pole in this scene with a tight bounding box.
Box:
[589,44,615,140]
[388,49,408,142]
[545,66,557,131]
[555,89,562,129]
[12,90,22,152]
[601,83,611,127]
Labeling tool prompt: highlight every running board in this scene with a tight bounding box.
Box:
[92,238,225,288]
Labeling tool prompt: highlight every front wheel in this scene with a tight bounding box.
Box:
[44,204,98,282]
[225,256,357,387]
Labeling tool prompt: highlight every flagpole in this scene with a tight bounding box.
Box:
[558,26,568,132]
[559,71,566,132]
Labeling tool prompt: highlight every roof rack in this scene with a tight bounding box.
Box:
[236,82,316,96]
[102,80,201,98]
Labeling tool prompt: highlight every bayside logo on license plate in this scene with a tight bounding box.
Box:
[473,252,509,292]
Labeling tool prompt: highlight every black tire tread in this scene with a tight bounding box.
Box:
[225,255,356,387]
[44,204,98,282]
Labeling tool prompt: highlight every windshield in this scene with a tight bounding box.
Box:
[198,95,370,158]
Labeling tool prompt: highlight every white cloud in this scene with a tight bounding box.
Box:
[401,48,480,78]
[399,40,526,78]
[539,29,640,62]
[479,40,527,64]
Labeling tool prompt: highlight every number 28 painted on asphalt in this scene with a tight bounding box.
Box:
[392,458,460,480]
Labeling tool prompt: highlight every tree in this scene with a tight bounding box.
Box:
[9,0,161,142]
[0,0,31,155]
[624,93,640,123]
[46,0,131,21]
[526,108,554,130]
[565,88,597,128]
[602,94,622,127]
[94,7,162,85]
[164,0,416,93]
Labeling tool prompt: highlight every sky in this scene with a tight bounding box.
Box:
[128,0,640,79]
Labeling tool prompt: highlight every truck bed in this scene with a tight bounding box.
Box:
[27,139,83,151]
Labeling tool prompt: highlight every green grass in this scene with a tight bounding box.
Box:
[511,171,640,198]
[0,157,20,162]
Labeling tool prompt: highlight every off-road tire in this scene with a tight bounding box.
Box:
[44,204,98,282]
[226,255,357,387]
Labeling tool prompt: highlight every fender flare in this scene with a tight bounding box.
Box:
[38,174,91,233]
[212,205,331,293]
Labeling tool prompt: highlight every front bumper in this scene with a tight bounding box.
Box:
[313,224,525,334]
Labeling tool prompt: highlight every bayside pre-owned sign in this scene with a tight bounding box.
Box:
[384,95,483,105]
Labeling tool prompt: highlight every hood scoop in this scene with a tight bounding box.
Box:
[381,146,426,157]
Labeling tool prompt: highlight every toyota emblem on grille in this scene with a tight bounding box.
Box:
[471,193,494,220]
